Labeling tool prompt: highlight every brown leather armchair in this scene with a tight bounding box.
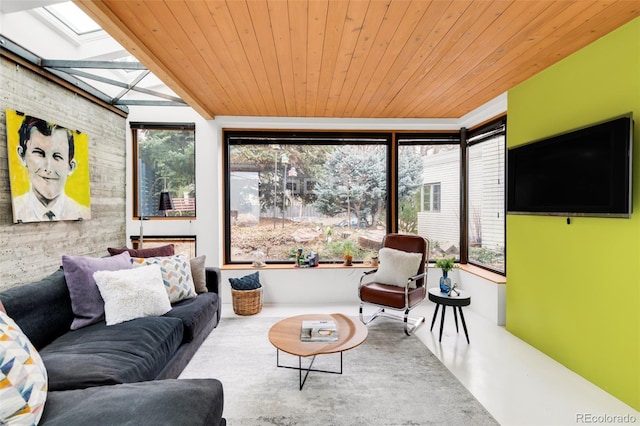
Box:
[358,233,430,336]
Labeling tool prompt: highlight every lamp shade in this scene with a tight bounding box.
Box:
[158,191,174,212]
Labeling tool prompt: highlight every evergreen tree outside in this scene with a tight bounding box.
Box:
[227,138,422,263]
[313,145,387,227]
[398,146,426,233]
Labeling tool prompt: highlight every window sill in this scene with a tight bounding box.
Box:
[221,263,374,270]
[221,263,506,284]
[457,264,506,284]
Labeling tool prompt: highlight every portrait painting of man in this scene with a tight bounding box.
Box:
[6,109,91,223]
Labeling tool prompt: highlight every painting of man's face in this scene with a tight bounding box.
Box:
[6,109,91,223]
[18,127,77,205]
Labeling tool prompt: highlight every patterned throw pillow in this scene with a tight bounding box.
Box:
[0,311,48,425]
[132,255,197,303]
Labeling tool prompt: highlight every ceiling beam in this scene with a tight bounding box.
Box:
[2,34,188,112]
[41,59,147,70]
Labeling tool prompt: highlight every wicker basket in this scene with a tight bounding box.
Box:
[231,287,263,315]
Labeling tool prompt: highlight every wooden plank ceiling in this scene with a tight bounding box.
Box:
[74,0,640,120]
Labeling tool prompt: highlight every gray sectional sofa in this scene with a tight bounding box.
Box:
[0,264,225,425]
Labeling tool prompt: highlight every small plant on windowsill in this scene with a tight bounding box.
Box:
[343,241,354,266]
[343,251,353,266]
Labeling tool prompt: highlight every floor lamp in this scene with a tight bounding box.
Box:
[139,177,174,248]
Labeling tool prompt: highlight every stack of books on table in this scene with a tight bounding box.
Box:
[300,320,339,342]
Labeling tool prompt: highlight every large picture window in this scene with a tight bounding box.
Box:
[398,135,461,262]
[224,121,506,275]
[132,122,196,218]
[466,119,506,272]
[224,131,391,264]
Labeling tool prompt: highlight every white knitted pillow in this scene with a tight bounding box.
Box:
[94,264,172,326]
[374,247,423,288]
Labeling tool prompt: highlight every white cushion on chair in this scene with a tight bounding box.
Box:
[374,247,423,288]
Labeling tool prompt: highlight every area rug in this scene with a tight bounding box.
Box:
[180,315,497,426]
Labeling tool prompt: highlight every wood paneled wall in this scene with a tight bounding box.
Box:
[0,57,127,290]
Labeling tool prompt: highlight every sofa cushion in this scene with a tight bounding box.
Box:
[0,310,48,426]
[94,264,172,326]
[190,255,208,293]
[164,292,219,342]
[0,268,74,350]
[107,244,175,258]
[132,255,197,303]
[40,316,184,391]
[41,379,225,426]
[62,252,132,330]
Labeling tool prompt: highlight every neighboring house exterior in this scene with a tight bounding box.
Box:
[469,135,505,254]
[418,137,504,256]
[418,150,460,254]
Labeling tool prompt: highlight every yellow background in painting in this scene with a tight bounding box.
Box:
[6,109,91,207]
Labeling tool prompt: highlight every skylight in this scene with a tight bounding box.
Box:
[44,2,101,36]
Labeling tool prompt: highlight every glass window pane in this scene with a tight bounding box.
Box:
[227,138,389,264]
[421,182,441,212]
[398,144,460,261]
[423,184,431,211]
[135,127,196,218]
[130,236,197,258]
[467,134,505,272]
[433,183,441,211]
[44,3,102,35]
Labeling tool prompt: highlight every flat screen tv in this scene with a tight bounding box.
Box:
[507,113,633,218]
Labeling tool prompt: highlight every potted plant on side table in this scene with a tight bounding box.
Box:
[435,256,456,292]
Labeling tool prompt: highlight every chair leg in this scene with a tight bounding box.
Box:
[361,303,424,335]
[403,308,425,336]
[359,303,385,325]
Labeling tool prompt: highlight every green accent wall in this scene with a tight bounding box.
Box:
[507,17,640,410]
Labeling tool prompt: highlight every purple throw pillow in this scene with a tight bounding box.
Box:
[62,252,132,330]
[107,244,175,258]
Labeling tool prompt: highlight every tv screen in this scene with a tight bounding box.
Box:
[507,113,633,218]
